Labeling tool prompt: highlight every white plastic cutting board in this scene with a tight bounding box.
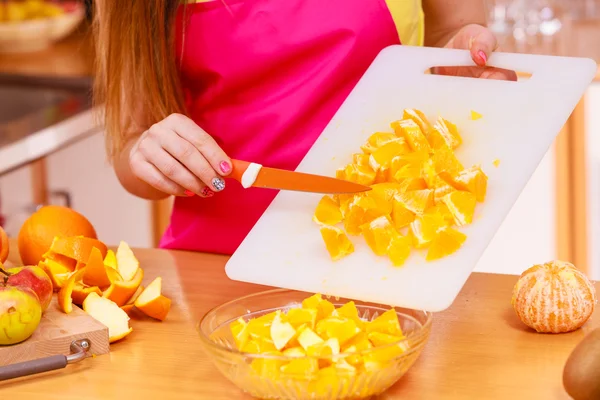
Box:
[225,45,597,312]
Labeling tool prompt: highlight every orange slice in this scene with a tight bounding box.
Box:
[441,190,477,226]
[58,268,86,314]
[313,195,343,225]
[391,119,431,152]
[82,247,112,289]
[395,189,434,215]
[398,177,428,192]
[428,117,462,149]
[320,226,354,261]
[360,216,396,256]
[103,268,144,307]
[424,203,455,225]
[448,165,488,202]
[364,188,392,215]
[84,292,133,343]
[134,277,172,321]
[426,227,467,261]
[402,108,432,137]
[420,158,437,187]
[360,132,398,154]
[368,139,410,171]
[388,234,411,267]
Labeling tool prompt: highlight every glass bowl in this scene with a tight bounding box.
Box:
[198,289,433,400]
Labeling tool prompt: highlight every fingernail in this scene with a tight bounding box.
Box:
[184,190,194,197]
[201,187,214,197]
[219,161,231,174]
[212,177,226,191]
[478,50,487,64]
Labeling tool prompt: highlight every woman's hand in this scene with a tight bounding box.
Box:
[438,24,518,81]
[129,113,232,198]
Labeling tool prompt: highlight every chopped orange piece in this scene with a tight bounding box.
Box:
[364,189,392,215]
[134,276,172,321]
[420,158,437,187]
[82,247,112,289]
[391,196,415,229]
[398,177,428,192]
[44,236,108,265]
[449,165,488,202]
[366,309,403,336]
[352,153,370,166]
[424,203,455,225]
[313,196,343,226]
[58,269,86,314]
[426,227,467,261]
[428,117,462,149]
[373,165,391,183]
[431,176,456,204]
[360,216,396,256]
[471,110,483,120]
[395,189,434,215]
[493,159,500,167]
[431,145,464,175]
[409,213,448,249]
[337,163,376,186]
[402,108,432,137]
[391,119,431,152]
[370,182,401,202]
[360,132,398,154]
[343,196,385,235]
[388,234,411,266]
[320,226,354,261]
[103,268,144,307]
[368,139,410,171]
[441,191,477,226]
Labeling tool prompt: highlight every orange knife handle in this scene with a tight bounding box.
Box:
[229,159,251,183]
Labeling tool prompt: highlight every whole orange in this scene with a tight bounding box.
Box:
[512,260,597,334]
[18,206,97,266]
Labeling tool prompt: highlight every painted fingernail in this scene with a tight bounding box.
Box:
[201,187,214,197]
[184,190,194,197]
[219,161,231,174]
[478,50,487,64]
[212,177,226,191]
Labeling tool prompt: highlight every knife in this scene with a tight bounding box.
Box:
[228,159,372,194]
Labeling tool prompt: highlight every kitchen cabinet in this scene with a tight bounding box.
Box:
[0,129,153,248]
[585,83,600,280]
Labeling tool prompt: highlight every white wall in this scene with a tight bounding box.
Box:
[0,130,153,248]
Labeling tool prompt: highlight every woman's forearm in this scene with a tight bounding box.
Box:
[423,0,487,47]
[113,137,171,201]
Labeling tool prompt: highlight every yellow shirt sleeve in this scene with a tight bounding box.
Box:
[384,0,425,47]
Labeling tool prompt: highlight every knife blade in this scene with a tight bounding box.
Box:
[228,159,371,194]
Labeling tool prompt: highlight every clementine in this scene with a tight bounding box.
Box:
[18,205,97,266]
[512,261,597,333]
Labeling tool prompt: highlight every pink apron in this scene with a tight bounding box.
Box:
[160,0,401,254]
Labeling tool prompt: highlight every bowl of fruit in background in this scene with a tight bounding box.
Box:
[0,0,85,54]
[198,289,432,400]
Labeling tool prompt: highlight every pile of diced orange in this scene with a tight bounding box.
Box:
[229,294,408,392]
[314,109,488,265]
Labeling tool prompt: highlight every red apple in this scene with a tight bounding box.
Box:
[0,285,42,345]
[3,266,53,312]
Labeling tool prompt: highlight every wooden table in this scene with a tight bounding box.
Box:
[0,246,595,399]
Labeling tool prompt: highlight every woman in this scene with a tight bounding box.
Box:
[93,0,515,254]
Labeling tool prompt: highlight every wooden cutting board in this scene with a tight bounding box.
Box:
[0,295,109,367]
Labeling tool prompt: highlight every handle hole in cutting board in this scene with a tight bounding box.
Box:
[424,66,531,82]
